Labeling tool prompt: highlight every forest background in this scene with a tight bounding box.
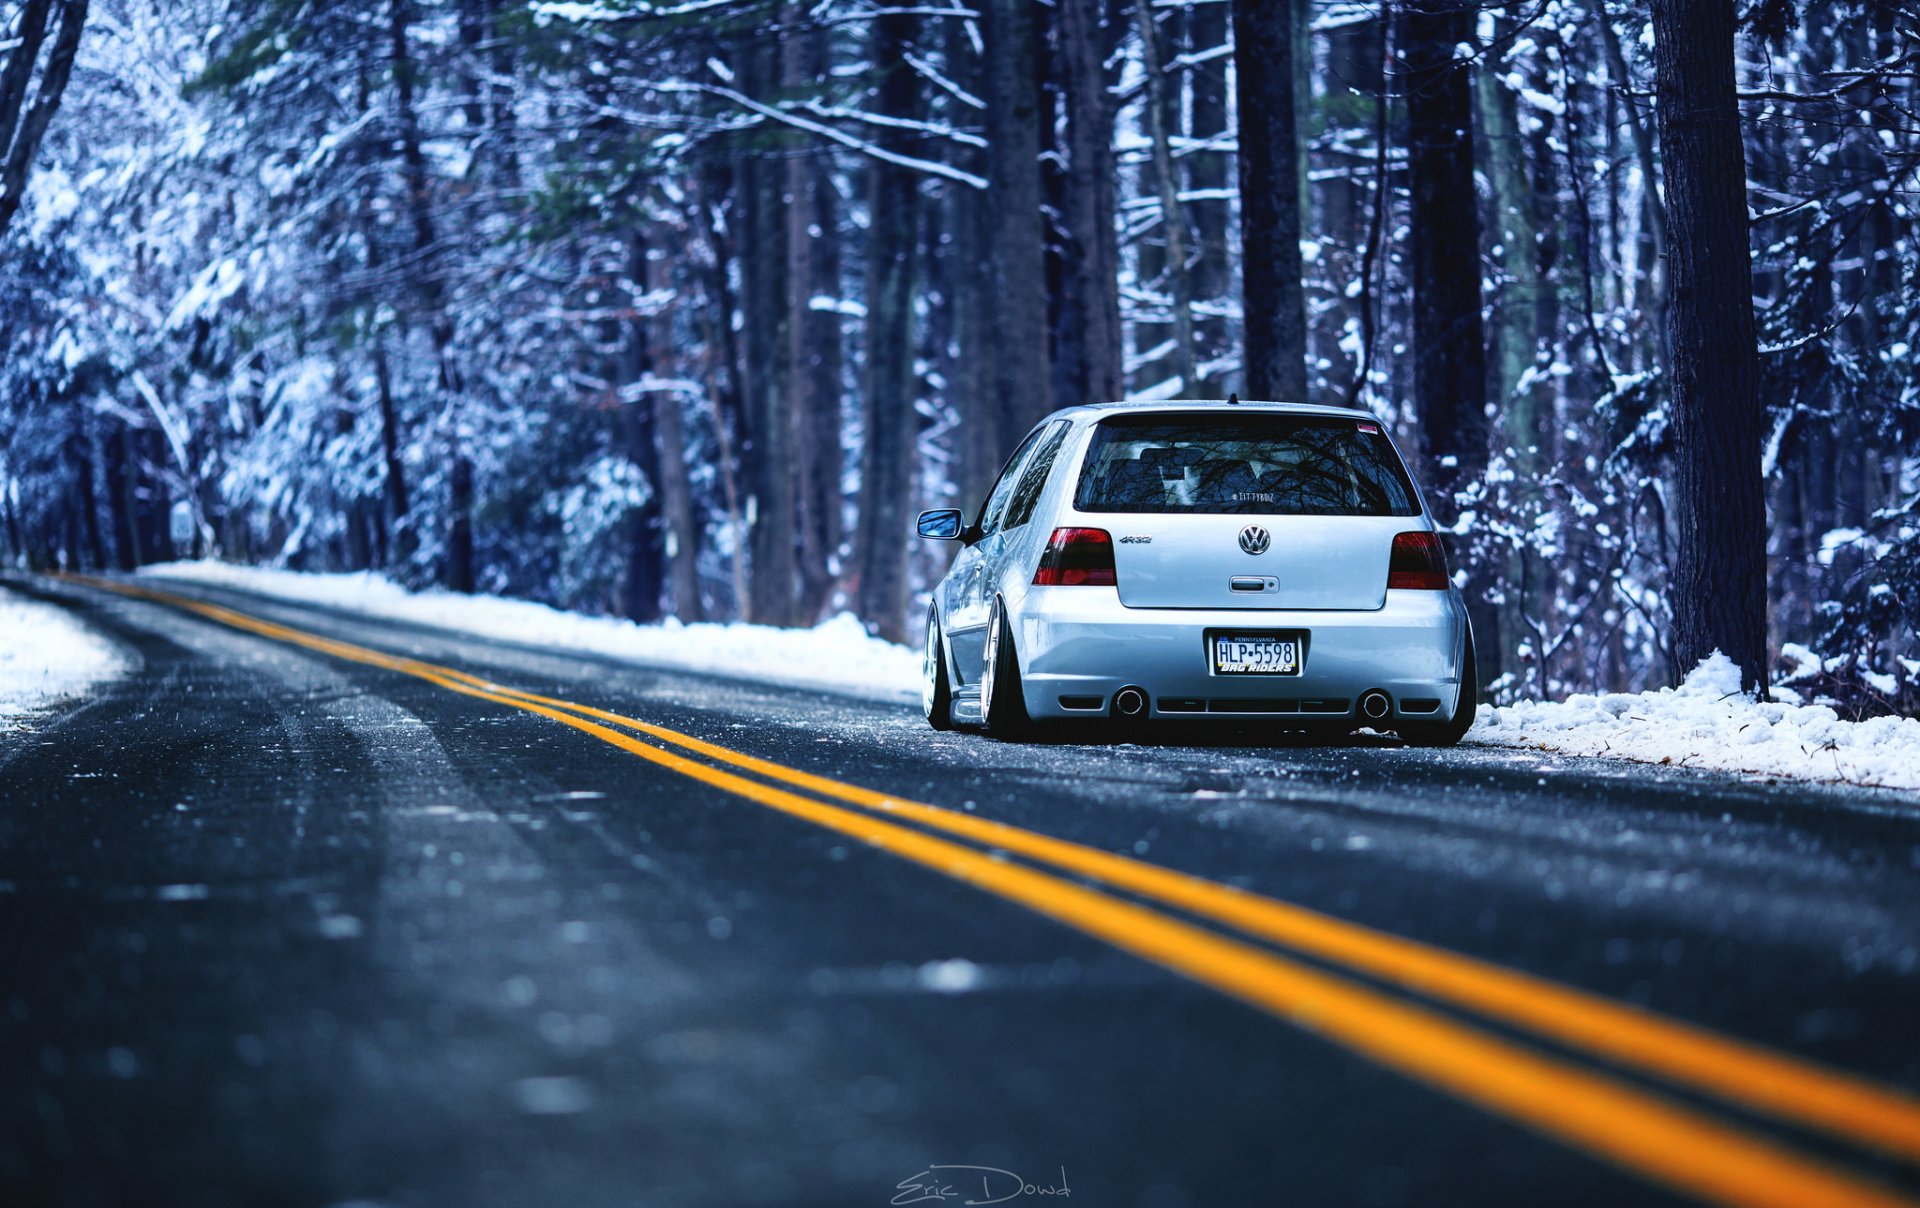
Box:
[1,0,1915,714]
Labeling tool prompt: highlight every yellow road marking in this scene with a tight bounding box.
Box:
[72,576,1920,1208]
[490,686,1920,1168]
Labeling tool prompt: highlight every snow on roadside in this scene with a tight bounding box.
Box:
[138,561,922,703]
[0,587,129,728]
[127,563,1920,791]
[1472,652,1920,792]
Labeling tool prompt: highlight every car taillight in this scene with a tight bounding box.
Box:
[1388,531,1449,590]
[1033,527,1117,586]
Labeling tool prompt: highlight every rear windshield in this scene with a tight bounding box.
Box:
[1073,413,1421,516]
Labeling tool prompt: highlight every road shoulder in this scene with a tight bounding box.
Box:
[0,577,131,741]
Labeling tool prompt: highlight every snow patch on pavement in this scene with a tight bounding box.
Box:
[1473,652,1920,792]
[139,561,922,703]
[0,586,129,727]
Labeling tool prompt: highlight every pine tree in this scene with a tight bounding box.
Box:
[1649,0,1768,690]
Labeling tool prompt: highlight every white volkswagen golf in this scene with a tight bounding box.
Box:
[916,400,1476,745]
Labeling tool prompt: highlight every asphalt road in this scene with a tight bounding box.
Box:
[4,573,1919,1208]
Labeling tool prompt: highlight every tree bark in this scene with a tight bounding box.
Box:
[1474,25,1541,472]
[851,9,921,643]
[1649,0,1769,691]
[690,164,750,614]
[805,154,846,617]
[1475,12,1547,694]
[389,0,474,593]
[389,0,438,291]
[1232,0,1308,401]
[0,483,20,565]
[641,229,703,621]
[445,454,474,593]
[1053,0,1122,408]
[1404,0,1497,694]
[791,35,842,624]
[69,403,106,569]
[1597,12,1667,271]
[984,0,1052,443]
[0,0,89,241]
[371,340,410,528]
[103,421,137,571]
[1134,0,1196,394]
[621,226,666,624]
[945,10,1000,511]
[1188,0,1232,393]
[1403,0,1490,490]
[737,21,799,626]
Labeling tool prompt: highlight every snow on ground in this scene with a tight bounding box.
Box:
[139,561,922,703]
[1473,653,1920,792]
[0,587,129,728]
[134,562,1920,791]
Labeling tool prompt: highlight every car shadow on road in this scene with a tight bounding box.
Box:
[1014,720,1410,750]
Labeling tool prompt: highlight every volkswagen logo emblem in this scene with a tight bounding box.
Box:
[1239,525,1270,555]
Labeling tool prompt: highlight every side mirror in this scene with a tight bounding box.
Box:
[916,508,964,540]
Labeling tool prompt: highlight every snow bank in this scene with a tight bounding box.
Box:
[1474,653,1920,792]
[124,565,1920,791]
[0,587,128,727]
[138,562,922,703]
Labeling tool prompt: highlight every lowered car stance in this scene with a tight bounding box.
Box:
[916,400,1476,745]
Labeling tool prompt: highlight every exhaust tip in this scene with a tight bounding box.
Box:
[1359,690,1391,721]
[1113,687,1148,718]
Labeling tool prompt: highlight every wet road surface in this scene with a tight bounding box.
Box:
[3,573,1919,1208]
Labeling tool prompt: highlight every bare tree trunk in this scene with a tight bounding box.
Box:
[1476,11,1547,695]
[691,165,750,614]
[69,404,106,569]
[1403,0,1497,693]
[641,231,703,621]
[1832,4,1897,576]
[104,422,136,571]
[1475,39,1541,469]
[791,42,843,625]
[808,161,846,615]
[937,15,995,520]
[1053,0,1122,408]
[1232,0,1308,401]
[1134,0,1196,394]
[1524,48,1563,470]
[1,484,20,565]
[1344,14,1392,408]
[1649,0,1768,690]
[851,9,922,643]
[353,50,412,573]
[1597,12,1667,270]
[371,341,410,531]
[0,0,89,240]
[1188,0,1232,393]
[1403,0,1490,489]
[389,0,475,593]
[737,21,799,626]
[620,227,666,624]
[984,0,1052,442]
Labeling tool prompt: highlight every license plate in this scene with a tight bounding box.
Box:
[1210,632,1303,675]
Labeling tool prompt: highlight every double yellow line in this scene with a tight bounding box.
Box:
[77,576,1920,1208]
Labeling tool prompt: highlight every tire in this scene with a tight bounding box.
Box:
[980,597,1031,741]
[923,609,954,731]
[1399,628,1478,748]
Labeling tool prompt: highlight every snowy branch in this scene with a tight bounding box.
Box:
[644,81,988,189]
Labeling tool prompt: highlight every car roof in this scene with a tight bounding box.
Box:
[1045,399,1383,425]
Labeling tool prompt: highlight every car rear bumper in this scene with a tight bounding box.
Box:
[1012,586,1468,723]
